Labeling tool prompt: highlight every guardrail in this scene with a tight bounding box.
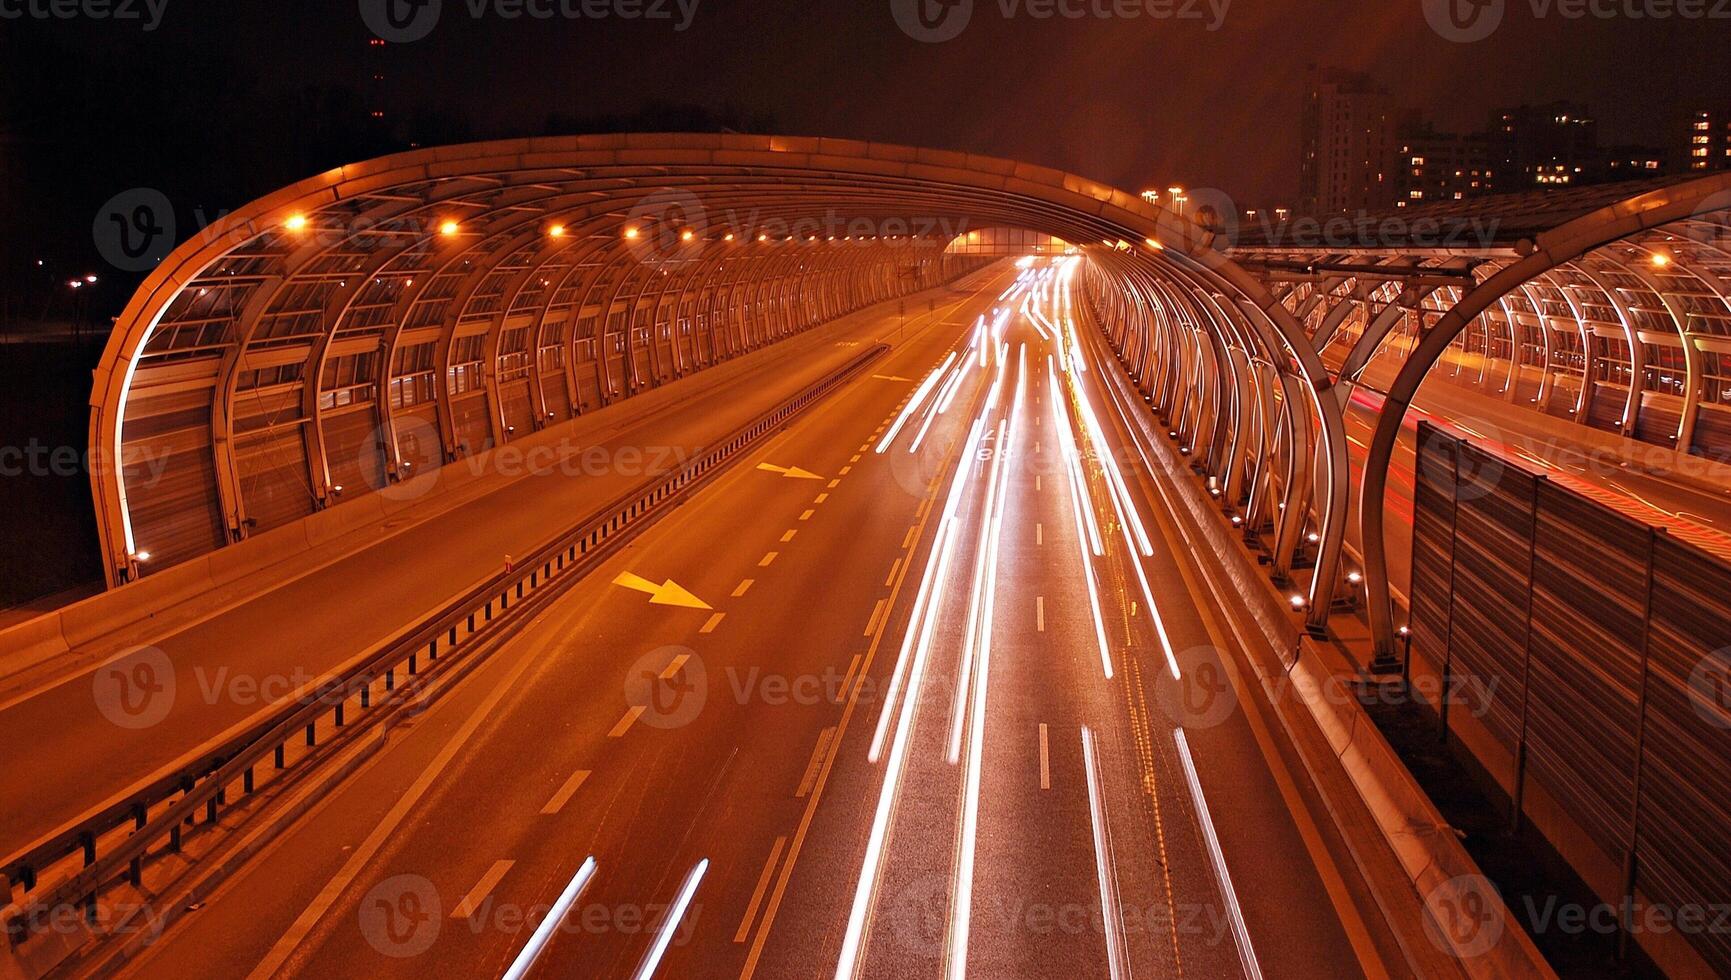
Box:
[0,343,888,955]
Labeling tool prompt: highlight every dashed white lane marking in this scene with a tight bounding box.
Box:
[609,705,646,738]
[759,552,780,567]
[733,579,755,597]
[796,728,836,798]
[452,860,515,919]
[865,598,888,637]
[1038,723,1051,791]
[1036,596,1046,632]
[700,613,726,634]
[540,769,592,815]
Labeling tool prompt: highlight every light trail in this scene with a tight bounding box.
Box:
[1175,729,1264,980]
[911,363,967,453]
[876,351,958,453]
[501,856,598,980]
[947,350,1027,979]
[1050,358,1116,679]
[1081,727,1129,980]
[632,859,709,980]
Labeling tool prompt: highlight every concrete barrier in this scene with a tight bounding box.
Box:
[1285,639,1552,979]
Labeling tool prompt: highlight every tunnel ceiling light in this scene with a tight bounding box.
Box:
[284,213,309,232]
[681,229,696,242]
[724,232,735,241]
[439,220,461,237]
[624,226,641,240]
[548,224,566,238]
[1651,253,1672,268]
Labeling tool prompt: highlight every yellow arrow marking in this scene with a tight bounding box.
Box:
[755,463,824,480]
[612,572,712,610]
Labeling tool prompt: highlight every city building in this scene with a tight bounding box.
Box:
[1299,67,1398,215]
[1394,123,1495,207]
[1681,107,1731,173]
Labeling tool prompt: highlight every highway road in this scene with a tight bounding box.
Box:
[109,259,1390,979]
[0,271,1000,866]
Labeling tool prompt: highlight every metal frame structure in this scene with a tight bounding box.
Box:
[88,133,1350,616]
[1229,175,1731,656]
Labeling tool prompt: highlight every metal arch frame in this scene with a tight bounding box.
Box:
[1360,174,1731,657]
[89,132,1341,596]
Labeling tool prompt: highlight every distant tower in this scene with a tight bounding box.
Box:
[1299,66,1397,216]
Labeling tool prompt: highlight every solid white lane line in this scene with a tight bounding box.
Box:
[633,859,709,980]
[864,598,887,637]
[1174,728,1264,980]
[1081,727,1129,980]
[1038,723,1050,790]
[796,728,836,798]
[540,769,592,815]
[734,839,787,943]
[502,857,598,980]
[451,859,515,919]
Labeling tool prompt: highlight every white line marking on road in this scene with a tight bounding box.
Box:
[732,579,754,597]
[540,769,592,815]
[781,530,798,543]
[796,728,836,797]
[246,636,552,980]
[864,598,887,637]
[1036,523,1043,545]
[734,839,787,943]
[885,558,902,587]
[634,859,708,980]
[1039,723,1050,790]
[814,493,829,504]
[801,510,816,522]
[660,654,690,680]
[609,705,646,738]
[759,552,779,567]
[1036,595,1045,632]
[1175,728,1264,980]
[502,857,597,980]
[1081,727,1129,980]
[700,613,726,634]
[451,860,515,919]
[827,479,841,489]
[838,654,862,703]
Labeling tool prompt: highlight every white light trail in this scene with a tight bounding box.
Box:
[632,859,709,980]
[876,351,957,454]
[1049,360,1115,679]
[503,856,598,980]
[947,352,1027,979]
[910,364,966,453]
[1174,729,1264,980]
[1081,727,1129,980]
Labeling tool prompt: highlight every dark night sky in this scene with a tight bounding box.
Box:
[4,0,1730,288]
